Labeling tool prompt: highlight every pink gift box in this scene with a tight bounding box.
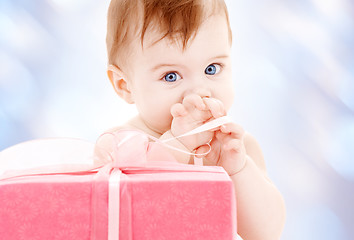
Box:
[0,163,236,240]
[0,127,237,239]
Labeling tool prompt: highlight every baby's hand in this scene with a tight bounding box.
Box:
[196,122,247,176]
[170,94,225,151]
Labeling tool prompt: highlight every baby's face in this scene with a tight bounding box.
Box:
[126,14,234,134]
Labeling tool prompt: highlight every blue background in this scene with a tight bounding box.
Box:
[0,0,353,239]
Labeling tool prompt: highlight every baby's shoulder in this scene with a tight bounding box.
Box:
[97,125,134,144]
[105,125,133,134]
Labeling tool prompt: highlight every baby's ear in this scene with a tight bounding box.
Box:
[107,65,134,104]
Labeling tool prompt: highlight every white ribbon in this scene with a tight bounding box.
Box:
[108,169,122,240]
[161,116,231,142]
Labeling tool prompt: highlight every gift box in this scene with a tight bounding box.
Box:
[0,163,236,240]
[0,118,237,239]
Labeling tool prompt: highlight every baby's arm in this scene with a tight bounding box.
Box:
[169,96,286,239]
[218,128,286,240]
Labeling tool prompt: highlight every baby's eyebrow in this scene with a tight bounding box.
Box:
[151,55,230,72]
[209,55,230,61]
[151,63,181,72]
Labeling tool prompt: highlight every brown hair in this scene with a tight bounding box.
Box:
[106,0,232,68]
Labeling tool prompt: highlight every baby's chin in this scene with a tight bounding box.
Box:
[140,120,171,137]
[153,124,171,136]
[145,116,173,134]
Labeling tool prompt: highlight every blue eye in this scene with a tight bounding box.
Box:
[163,72,181,82]
[205,64,221,75]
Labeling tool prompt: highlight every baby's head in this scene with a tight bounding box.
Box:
[106,0,234,134]
[106,0,232,70]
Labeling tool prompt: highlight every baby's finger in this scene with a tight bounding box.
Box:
[182,94,206,111]
[215,130,242,146]
[214,132,244,154]
[203,98,225,118]
[224,138,243,152]
[170,103,187,117]
[220,123,245,138]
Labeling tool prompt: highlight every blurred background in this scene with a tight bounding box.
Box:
[0,0,353,239]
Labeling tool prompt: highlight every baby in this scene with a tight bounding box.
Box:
[96,0,286,239]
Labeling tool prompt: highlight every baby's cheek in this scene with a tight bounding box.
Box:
[139,91,181,132]
[146,102,174,131]
[219,90,234,112]
[224,99,233,112]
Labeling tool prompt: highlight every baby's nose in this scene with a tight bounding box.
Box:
[183,75,212,98]
[192,84,211,98]
[191,86,211,98]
